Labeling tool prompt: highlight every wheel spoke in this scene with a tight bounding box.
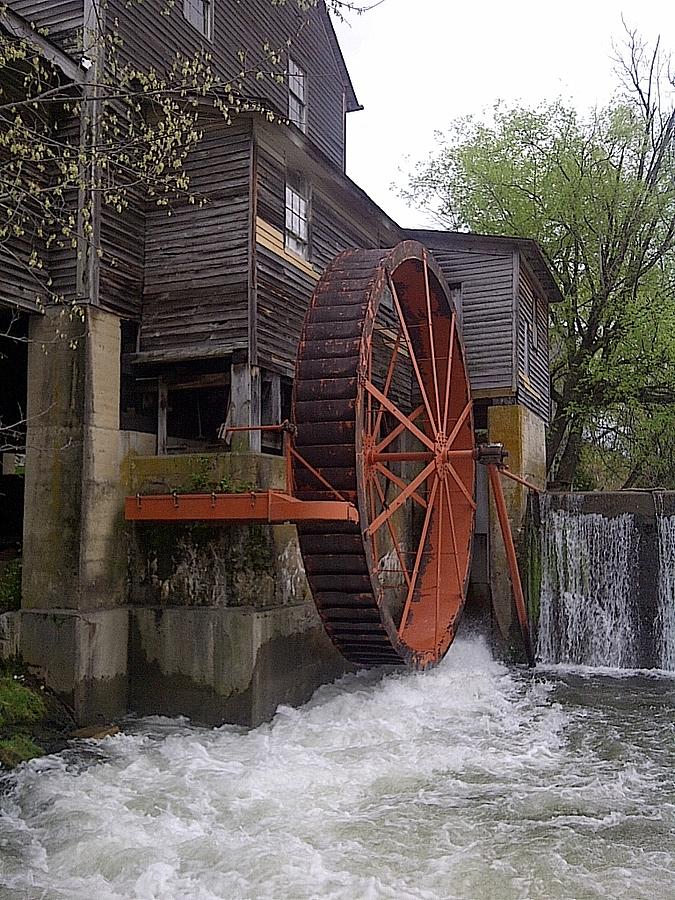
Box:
[366,476,379,577]
[366,459,436,537]
[423,255,442,430]
[446,460,477,510]
[364,380,434,452]
[375,462,427,509]
[442,313,456,434]
[375,405,424,454]
[443,477,464,588]
[435,472,443,647]
[372,327,403,441]
[387,273,438,434]
[399,475,439,633]
[447,400,472,448]
[372,474,412,589]
[367,321,373,438]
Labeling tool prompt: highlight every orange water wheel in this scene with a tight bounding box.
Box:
[293,241,476,668]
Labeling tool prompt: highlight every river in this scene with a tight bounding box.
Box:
[1,636,674,900]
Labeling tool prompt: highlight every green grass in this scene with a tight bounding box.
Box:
[0,677,46,728]
[0,734,43,768]
[0,559,21,612]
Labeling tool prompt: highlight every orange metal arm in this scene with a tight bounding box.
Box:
[487,463,535,667]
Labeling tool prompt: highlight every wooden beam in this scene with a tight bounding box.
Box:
[157,380,168,455]
[0,8,84,85]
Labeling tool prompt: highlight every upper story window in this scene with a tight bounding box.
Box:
[183,0,213,38]
[288,58,307,133]
[285,175,309,259]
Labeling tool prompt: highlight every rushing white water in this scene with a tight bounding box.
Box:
[537,497,639,666]
[1,636,674,900]
[656,506,675,671]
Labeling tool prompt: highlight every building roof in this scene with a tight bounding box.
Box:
[406,229,563,303]
[318,4,362,113]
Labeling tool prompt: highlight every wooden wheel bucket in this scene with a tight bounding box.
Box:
[293,241,476,668]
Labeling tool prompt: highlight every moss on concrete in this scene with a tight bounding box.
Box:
[0,676,46,726]
[0,734,43,768]
[0,559,22,612]
[0,670,76,769]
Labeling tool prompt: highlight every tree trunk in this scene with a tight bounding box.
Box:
[554,426,584,487]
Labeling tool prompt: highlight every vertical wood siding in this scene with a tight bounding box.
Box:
[517,268,550,422]
[139,119,252,357]
[417,243,515,395]
[107,0,348,168]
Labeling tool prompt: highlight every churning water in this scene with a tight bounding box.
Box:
[537,498,640,667]
[1,637,674,900]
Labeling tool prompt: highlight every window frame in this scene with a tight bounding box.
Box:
[284,174,310,261]
[182,0,213,39]
[288,57,307,133]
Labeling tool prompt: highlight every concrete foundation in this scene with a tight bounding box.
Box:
[17,326,350,728]
[129,605,346,727]
[487,403,547,652]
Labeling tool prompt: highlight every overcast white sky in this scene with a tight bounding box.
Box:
[333,0,675,227]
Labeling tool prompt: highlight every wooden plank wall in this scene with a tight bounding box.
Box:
[418,244,515,395]
[254,136,400,376]
[517,267,550,422]
[99,180,145,319]
[107,0,347,168]
[139,119,252,358]
[8,1,83,51]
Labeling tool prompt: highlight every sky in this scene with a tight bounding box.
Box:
[333,0,675,228]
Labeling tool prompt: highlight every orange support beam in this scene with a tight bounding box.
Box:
[125,491,359,525]
[487,464,535,667]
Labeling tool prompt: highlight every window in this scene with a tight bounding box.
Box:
[285,175,309,259]
[183,0,212,38]
[288,58,306,132]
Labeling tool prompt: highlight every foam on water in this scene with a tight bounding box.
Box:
[1,636,674,900]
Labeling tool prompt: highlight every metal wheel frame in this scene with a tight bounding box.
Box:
[293,241,475,668]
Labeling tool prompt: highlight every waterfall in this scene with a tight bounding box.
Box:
[655,494,675,671]
[537,495,640,667]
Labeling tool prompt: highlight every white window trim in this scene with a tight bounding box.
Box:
[285,176,310,260]
[288,57,307,133]
[183,0,213,39]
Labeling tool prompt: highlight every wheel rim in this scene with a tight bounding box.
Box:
[293,241,475,668]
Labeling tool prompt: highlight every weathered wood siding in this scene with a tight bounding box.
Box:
[139,119,252,359]
[107,0,348,168]
[412,237,515,396]
[99,183,145,319]
[517,265,550,422]
[254,132,400,375]
[8,1,82,51]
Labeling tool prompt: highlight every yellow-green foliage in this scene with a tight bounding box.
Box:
[0,734,43,768]
[0,560,21,612]
[0,677,46,727]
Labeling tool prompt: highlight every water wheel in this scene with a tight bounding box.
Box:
[293,241,476,668]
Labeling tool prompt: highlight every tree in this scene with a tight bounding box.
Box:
[405,29,675,488]
[0,0,380,451]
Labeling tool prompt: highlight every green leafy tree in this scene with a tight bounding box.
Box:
[406,29,675,488]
